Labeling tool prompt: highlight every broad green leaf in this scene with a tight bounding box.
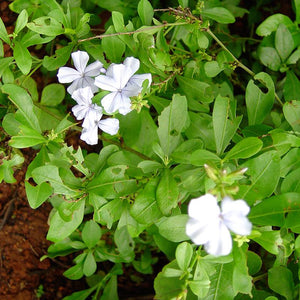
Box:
[157,94,189,156]
[0,17,10,44]
[138,0,154,25]
[40,83,65,106]
[286,48,300,64]
[283,71,300,101]
[130,178,162,224]
[83,251,97,277]
[257,47,281,71]
[175,242,193,271]
[158,215,189,242]
[177,76,214,104]
[295,0,300,24]
[224,137,263,160]
[114,226,135,262]
[101,275,119,300]
[156,169,179,216]
[238,151,280,204]
[204,61,223,77]
[27,16,64,36]
[1,84,41,132]
[138,160,163,173]
[26,146,49,180]
[281,168,300,193]
[190,149,221,166]
[247,251,262,275]
[249,193,300,227]
[283,100,300,132]
[275,23,294,61]
[14,9,28,34]
[25,182,53,209]
[21,31,54,47]
[82,220,102,249]
[256,14,293,36]
[63,261,84,280]
[268,266,294,300]
[47,199,85,242]
[102,25,125,63]
[202,7,235,24]
[13,41,32,75]
[62,287,96,300]
[213,95,242,155]
[246,72,275,125]
[9,126,46,148]
[119,109,158,157]
[206,263,235,300]
[280,148,300,177]
[171,139,204,164]
[0,57,13,77]
[0,154,24,183]
[252,230,282,255]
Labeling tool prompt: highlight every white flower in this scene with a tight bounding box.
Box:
[57,50,105,95]
[71,87,119,145]
[186,194,252,256]
[94,57,152,115]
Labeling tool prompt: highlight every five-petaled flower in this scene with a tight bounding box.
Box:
[71,87,119,145]
[95,57,152,115]
[57,50,105,95]
[186,194,252,256]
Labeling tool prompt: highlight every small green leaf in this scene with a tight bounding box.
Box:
[190,149,221,166]
[202,7,235,24]
[101,275,119,300]
[156,169,179,216]
[283,100,300,132]
[40,83,65,106]
[275,23,294,61]
[83,251,97,277]
[258,47,281,71]
[138,0,154,25]
[204,61,223,77]
[283,71,300,101]
[25,181,53,209]
[158,215,189,242]
[224,137,263,160]
[82,220,102,249]
[175,242,193,271]
[246,72,275,125]
[13,41,32,75]
[14,9,28,35]
[0,17,10,44]
[63,262,84,280]
[27,16,64,36]
[256,14,293,36]
[9,126,46,148]
[0,154,24,183]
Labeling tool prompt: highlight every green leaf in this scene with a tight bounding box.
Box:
[40,83,65,106]
[14,9,28,34]
[9,126,46,148]
[283,100,300,132]
[0,57,13,77]
[130,178,162,225]
[202,7,235,24]
[0,154,24,183]
[27,16,64,36]
[268,266,294,300]
[0,17,10,44]
[256,14,293,36]
[114,226,135,262]
[283,71,300,101]
[158,215,189,242]
[102,25,125,63]
[138,0,154,25]
[204,61,223,77]
[82,220,102,249]
[190,149,221,166]
[258,47,281,71]
[281,168,300,193]
[83,251,97,277]
[47,199,85,242]
[252,230,282,255]
[101,275,119,300]
[237,151,280,204]
[280,148,300,177]
[1,84,41,132]
[25,182,53,209]
[13,41,32,75]
[156,169,179,216]
[62,287,96,300]
[224,137,263,160]
[177,76,214,104]
[213,95,242,155]
[157,94,189,156]
[245,72,275,125]
[275,23,294,61]
[175,242,193,271]
[63,261,84,280]
[247,251,262,275]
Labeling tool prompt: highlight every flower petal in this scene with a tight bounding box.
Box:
[98,118,119,135]
[204,221,232,256]
[57,67,81,83]
[81,105,103,129]
[122,74,152,97]
[80,126,98,145]
[72,104,89,120]
[71,86,93,106]
[105,63,129,89]
[123,57,140,77]
[101,92,131,115]
[187,194,220,221]
[71,50,89,74]
[221,198,252,236]
[186,218,215,245]
[84,60,104,77]
[94,74,119,92]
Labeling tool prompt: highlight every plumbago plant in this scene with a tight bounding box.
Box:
[1,0,300,298]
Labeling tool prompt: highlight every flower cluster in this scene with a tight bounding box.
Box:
[57,51,152,145]
[186,194,252,256]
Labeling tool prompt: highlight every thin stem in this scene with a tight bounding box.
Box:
[78,22,187,43]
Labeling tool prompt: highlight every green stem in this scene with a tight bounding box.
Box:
[206,28,283,107]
